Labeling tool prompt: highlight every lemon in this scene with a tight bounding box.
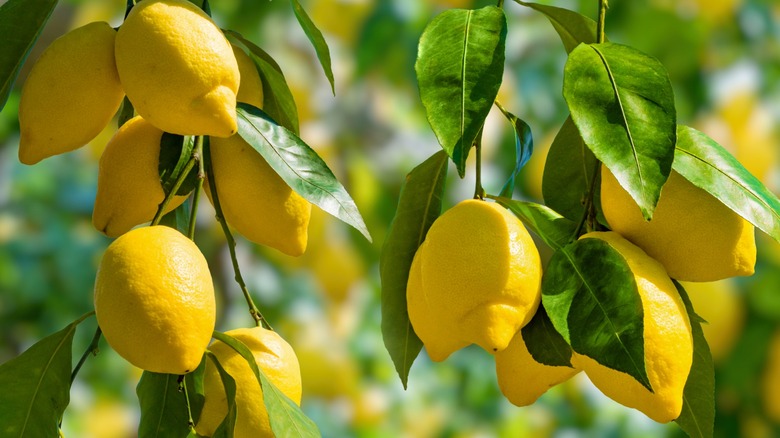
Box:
[762,329,780,422]
[573,231,693,423]
[18,21,124,165]
[115,0,239,137]
[94,226,215,374]
[414,199,542,355]
[682,280,745,362]
[495,330,580,406]
[196,327,302,437]
[601,165,756,282]
[231,44,264,109]
[92,116,187,238]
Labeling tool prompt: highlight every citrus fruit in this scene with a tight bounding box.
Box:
[196,327,302,437]
[495,330,580,406]
[92,116,187,237]
[682,279,745,362]
[231,43,264,109]
[94,226,215,374]
[601,165,756,282]
[18,21,124,165]
[115,0,239,137]
[414,199,542,354]
[572,231,693,423]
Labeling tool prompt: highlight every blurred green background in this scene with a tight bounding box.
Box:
[0,0,779,436]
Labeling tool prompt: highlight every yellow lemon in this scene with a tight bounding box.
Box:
[94,226,215,374]
[18,21,124,165]
[415,199,542,354]
[762,329,780,423]
[681,280,745,362]
[92,116,187,238]
[231,44,264,109]
[601,165,756,282]
[573,231,693,423]
[115,0,239,137]
[196,327,302,437]
[495,330,580,407]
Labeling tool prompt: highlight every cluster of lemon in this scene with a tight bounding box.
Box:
[409,168,755,423]
[18,0,309,435]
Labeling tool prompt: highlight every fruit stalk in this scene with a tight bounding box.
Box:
[597,0,608,44]
[188,136,206,240]
[151,152,197,227]
[70,326,102,385]
[474,127,486,200]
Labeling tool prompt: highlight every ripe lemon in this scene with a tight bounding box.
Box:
[92,116,187,237]
[600,165,756,282]
[115,0,239,137]
[196,327,302,437]
[495,329,580,406]
[682,280,745,362]
[572,231,693,423]
[761,329,780,422]
[94,226,215,374]
[231,44,264,109]
[18,21,124,165]
[415,199,542,354]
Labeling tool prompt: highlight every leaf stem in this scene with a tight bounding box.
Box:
[597,0,608,44]
[187,136,205,240]
[203,139,270,330]
[180,375,195,428]
[151,154,196,227]
[70,326,102,385]
[474,128,486,200]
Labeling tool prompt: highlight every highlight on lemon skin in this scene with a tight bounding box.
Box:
[18,21,124,165]
[115,0,240,137]
[94,226,216,375]
[573,231,693,424]
[600,165,756,282]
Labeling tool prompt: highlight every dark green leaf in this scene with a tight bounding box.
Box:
[380,150,449,388]
[290,0,335,94]
[494,197,577,251]
[236,103,371,241]
[521,305,574,367]
[225,30,300,134]
[137,372,193,438]
[117,96,134,129]
[673,281,715,438]
[564,42,676,219]
[495,104,533,198]
[674,125,780,243]
[514,1,599,53]
[158,134,198,197]
[159,200,191,235]
[0,321,76,437]
[185,358,206,426]
[542,237,650,390]
[0,0,59,111]
[211,332,320,438]
[415,6,507,177]
[542,116,599,223]
[205,352,237,438]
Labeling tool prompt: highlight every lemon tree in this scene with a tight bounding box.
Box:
[380,1,780,437]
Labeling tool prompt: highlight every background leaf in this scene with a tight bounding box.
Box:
[542,237,650,390]
[205,352,237,438]
[226,30,300,135]
[495,104,533,198]
[673,281,715,438]
[0,0,58,111]
[564,42,676,219]
[494,197,577,251]
[521,305,574,367]
[158,134,197,197]
[0,321,76,437]
[415,6,507,177]
[514,1,599,53]
[290,0,335,94]
[236,103,371,241]
[380,150,448,388]
[136,372,193,438]
[674,125,780,243]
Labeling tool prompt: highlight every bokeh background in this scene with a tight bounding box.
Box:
[1,0,779,436]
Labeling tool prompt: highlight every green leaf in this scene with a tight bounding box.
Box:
[0,321,76,437]
[185,358,206,426]
[0,0,58,111]
[521,305,574,367]
[542,237,650,390]
[236,103,371,241]
[514,1,599,53]
[380,150,449,388]
[495,104,533,198]
[205,352,237,438]
[225,30,300,134]
[542,116,598,223]
[494,197,577,251]
[159,200,191,235]
[564,42,676,219]
[674,125,780,243]
[290,0,335,94]
[137,372,193,438]
[211,332,320,438]
[673,281,715,438]
[158,134,198,197]
[415,6,507,177]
